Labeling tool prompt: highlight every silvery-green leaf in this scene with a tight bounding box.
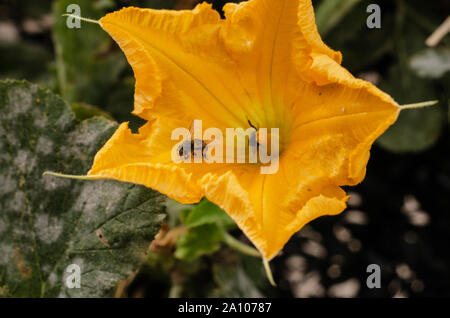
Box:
[0,80,166,297]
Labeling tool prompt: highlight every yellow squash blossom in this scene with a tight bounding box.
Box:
[87,0,400,260]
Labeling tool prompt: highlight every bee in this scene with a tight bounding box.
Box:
[178,138,209,160]
[177,121,209,161]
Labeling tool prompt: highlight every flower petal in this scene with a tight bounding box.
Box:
[221,0,341,127]
[199,151,348,260]
[100,3,251,129]
[290,53,400,185]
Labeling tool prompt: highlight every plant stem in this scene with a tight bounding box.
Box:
[426,16,450,47]
[42,171,104,180]
[400,100,439,110]
[223,232,261,258]
[262,257,276,287]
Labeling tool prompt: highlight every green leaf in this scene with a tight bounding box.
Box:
[377,66,444,152]
[175,224,224,261]
[184,199,236,231]
[173,199,238,261]
[375,5,447,153]
[409,48,450,79]
[52,0,127,106]
[0,80,166,297]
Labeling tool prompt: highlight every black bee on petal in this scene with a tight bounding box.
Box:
[178,138,208,161]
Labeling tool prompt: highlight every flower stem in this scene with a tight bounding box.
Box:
[221,233,277,285]
[400,100,438,110]
[223,232,261,258]
[62,14,100,25]
[42,171,104,180]
[262,257,276,287]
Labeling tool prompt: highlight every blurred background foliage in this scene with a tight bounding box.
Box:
[0,0,449,297]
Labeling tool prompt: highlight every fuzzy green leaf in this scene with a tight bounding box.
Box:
[0,80,166,297]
